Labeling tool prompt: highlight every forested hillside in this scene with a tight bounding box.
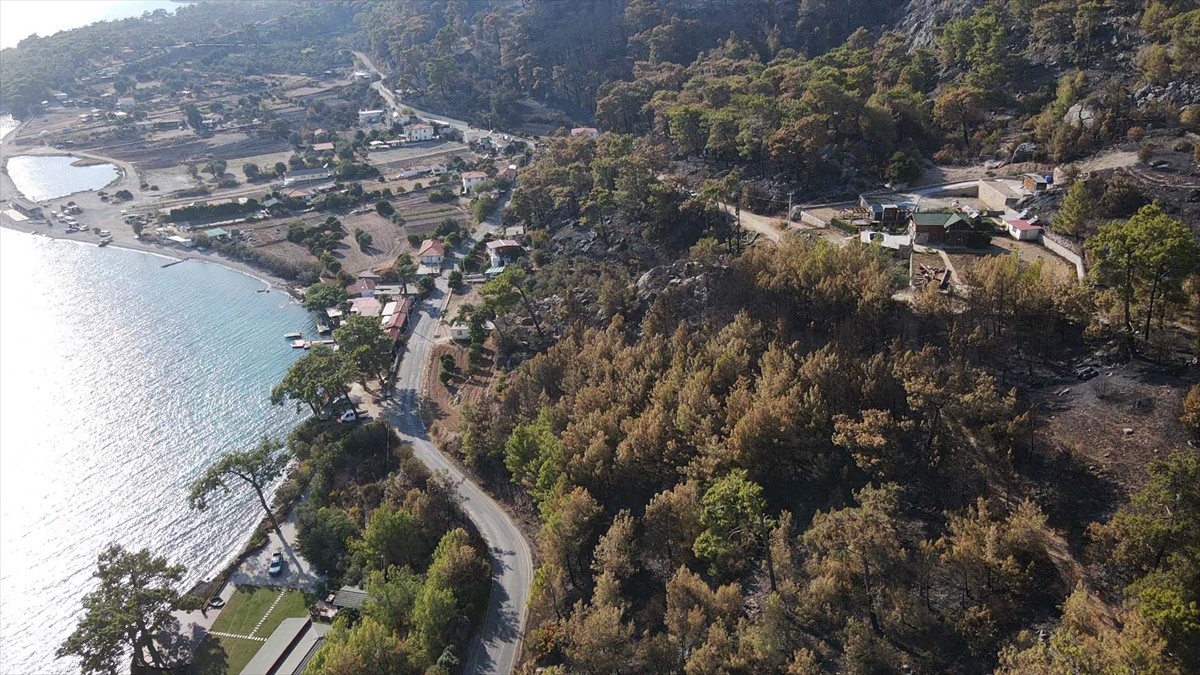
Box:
[0,1,356,118]
[355,0,1199,197]
[457,230,1183,672]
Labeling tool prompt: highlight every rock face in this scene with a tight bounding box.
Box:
[635,259,731,326]
[1133,82,1200,106]
[895,0,987,49]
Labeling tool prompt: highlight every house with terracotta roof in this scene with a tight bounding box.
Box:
[382,297,417,341]
[461,171,488,194]
[346,277,377,297]
[417,239,445,267]
[408,124,434,142]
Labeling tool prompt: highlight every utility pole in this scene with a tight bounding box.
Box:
[787,191,793,222]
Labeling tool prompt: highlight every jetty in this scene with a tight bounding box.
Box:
[161,258,188,268]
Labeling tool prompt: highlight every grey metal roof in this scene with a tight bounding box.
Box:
[332,585,372,610]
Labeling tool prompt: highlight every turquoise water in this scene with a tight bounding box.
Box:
[0,228,314,673]
[5,155,121,202]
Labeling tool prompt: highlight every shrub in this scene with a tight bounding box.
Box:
[407,234,421,248]
[1127,126,1145,142]
[1184,384,1200,437]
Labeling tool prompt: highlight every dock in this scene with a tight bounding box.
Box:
[161,258,188,268]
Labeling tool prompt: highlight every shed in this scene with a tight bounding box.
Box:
[203,228,230,240]
[978,180,1021,211]
[1004,218,1042,241]
[1022,173,1049,192]
[239,618,330,675]
[332,586,372,610]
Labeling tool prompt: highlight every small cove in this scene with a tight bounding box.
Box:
[5,154,121,201]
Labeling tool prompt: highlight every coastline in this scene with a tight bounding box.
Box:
[0,216,295,292]
[0,137,297,292]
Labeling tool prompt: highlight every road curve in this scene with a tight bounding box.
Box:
[383,207,532,675]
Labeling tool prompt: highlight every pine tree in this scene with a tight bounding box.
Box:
[1053,180,1089,238]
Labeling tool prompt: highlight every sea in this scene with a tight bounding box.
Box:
[0,202,315,669]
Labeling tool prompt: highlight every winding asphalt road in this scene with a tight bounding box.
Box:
[382,204,532,675]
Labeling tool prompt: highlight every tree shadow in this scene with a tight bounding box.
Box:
[187,632,229,675]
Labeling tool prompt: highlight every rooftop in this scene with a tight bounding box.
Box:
[418,239,445,257]
[285,167,333,179]
[332,586,372,610]
[1005,218,1041,231]
[346,278,377,294]
[486,239,522,250]
[239,618,330,675]
[911,211,971,229]
[312,142,335,152]
[462,171,488,180]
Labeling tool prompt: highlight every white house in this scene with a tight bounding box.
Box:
[486,239,523,268]
[358,109,385,124]
[417,239,445,266]
[408,124,434,142]
[570,127,599,140]
[449,324,471,341]
[1004,218,1042,241]
[116,96,136,110]
[461,171,488,194]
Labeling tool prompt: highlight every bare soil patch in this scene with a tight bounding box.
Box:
[1034,362,1194,494]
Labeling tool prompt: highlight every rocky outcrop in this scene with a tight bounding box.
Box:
[895,0,987,50]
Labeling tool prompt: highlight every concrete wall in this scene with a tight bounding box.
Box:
[1039,233,1086,280]
[797,210,828,227]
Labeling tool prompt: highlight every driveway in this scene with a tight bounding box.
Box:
[227,508,321,591]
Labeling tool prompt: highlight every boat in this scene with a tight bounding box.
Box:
[291,339,307,349]
[316,324,331,334]
[284,332,303,340]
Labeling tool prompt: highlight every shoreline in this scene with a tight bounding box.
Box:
[0,217,295,292]
[0,135,297,292]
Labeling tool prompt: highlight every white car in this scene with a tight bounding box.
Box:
[339,409,358,423]
[268,550,284,576]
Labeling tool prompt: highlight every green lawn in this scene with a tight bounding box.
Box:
[193,586,310,674]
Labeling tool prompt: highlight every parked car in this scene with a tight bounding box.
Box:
[1075,366,1099,381]
[268,550,284,576]
[339,409,358,424]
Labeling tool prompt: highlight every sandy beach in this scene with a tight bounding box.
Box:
[0,132,295,291]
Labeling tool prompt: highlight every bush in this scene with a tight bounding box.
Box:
[408,234,421,248]
[1127,126,1145,142]
[376,200,395,216]
[1184,384,1200,438]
